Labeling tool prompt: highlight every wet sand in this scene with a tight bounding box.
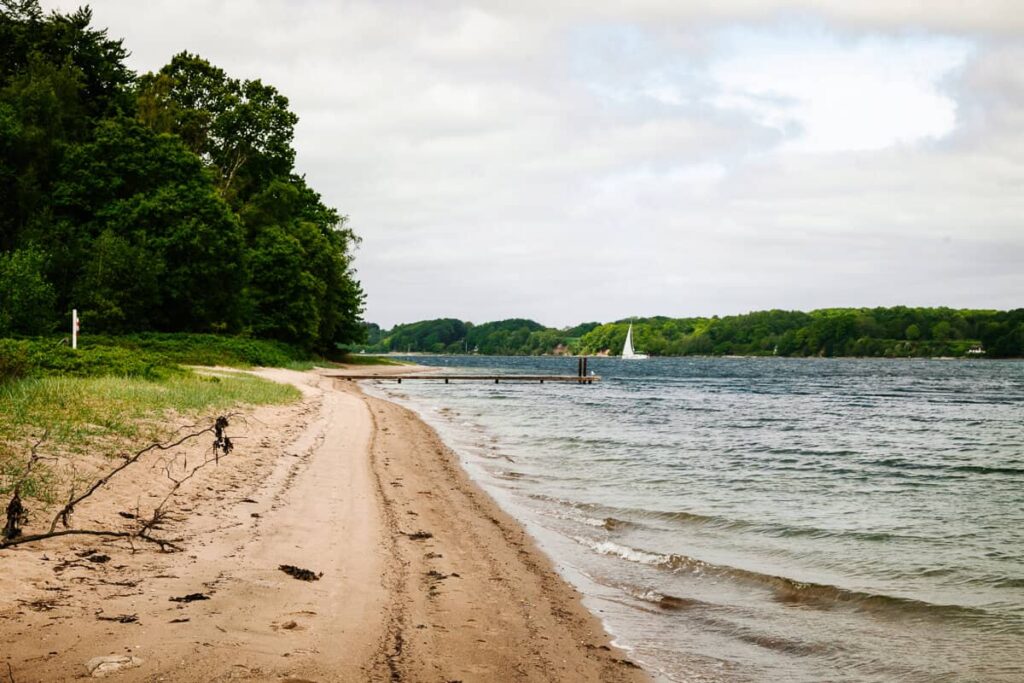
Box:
[0,368,648,681]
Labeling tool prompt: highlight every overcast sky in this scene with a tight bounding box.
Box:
[43,1,1024,327]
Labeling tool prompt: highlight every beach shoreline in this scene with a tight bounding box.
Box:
[0,367,647,681]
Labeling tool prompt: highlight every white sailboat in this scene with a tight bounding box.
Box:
[621,322,648,359]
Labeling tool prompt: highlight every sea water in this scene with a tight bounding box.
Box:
[365,356,1023,682]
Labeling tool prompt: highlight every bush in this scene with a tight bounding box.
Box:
[28,343,183,380]
[80,333,311,367]
[0,339,31,383]
[0,248,57,336]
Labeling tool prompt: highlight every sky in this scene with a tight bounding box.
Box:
[42,1,1024,327]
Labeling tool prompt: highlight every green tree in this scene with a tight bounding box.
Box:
[137,52,298,205]
[931,320,952,339]
[50,117,246,331]
[75,229,161,332]
[0,246,55,334]
[241,177,363,350]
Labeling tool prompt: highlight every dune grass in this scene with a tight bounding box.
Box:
[0,371,300,503]
[339,354,410,366]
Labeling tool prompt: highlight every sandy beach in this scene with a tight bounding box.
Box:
[0,368,648,682]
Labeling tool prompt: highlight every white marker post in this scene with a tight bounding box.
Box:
[72,309,79,350]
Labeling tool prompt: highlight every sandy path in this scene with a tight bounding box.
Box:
[0,369,648,681]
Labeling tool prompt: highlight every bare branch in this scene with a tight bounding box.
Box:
[47,414,238,534]
[3,430,48,541]
[2,415,239,552]
[0,528,182,552]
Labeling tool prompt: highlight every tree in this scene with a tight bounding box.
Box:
[75,229,162,332]
[0,3,366,346]
[931,320,952,340]
[137,52,298,205]
[0,246,55,335]
[50,117,247,331]
[241,177,363,350]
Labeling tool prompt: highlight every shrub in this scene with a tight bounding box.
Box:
[0,339,31,384]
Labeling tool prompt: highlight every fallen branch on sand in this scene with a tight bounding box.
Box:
[1,415,237,552]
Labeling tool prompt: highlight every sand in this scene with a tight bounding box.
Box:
[0,368,649,682]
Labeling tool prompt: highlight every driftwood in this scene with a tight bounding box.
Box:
[1,415,237,551]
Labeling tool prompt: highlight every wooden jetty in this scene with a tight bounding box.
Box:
[326,357,598,384]
[328,374,598,384]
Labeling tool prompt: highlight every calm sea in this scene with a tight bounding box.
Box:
[365,356,1023,682]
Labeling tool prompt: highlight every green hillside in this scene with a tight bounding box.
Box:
[363,308,1024,358]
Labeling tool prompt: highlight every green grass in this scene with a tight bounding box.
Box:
[339,354,410,366]
[80,333,313,367]
[0,333,316,507]
[0,371,301,503]
[0,333,333,385]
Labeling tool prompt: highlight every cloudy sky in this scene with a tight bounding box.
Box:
[43,1,1024,327]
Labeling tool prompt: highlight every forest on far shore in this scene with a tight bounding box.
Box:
[363,307,1024,358]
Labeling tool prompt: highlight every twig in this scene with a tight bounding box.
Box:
[0,528,182,551]
[1,415,238,551]
[48,414,237,534]
[3,430,48,541]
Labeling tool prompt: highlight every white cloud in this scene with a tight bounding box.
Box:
[40,0,1024,326]
[708,27,972,152]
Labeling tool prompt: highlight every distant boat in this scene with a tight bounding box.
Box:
[621,322,648,359]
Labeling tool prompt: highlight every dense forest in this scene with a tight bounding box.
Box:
[0,1,364,351]
[363,307,1024,358]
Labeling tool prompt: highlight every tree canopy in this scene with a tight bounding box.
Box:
[0,1,364,350]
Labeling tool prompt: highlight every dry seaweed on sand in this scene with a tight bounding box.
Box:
[279,564,322,581]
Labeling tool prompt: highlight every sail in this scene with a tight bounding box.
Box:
[622,322,648,359]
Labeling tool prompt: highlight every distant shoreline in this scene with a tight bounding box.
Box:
[362,308,1022,358]
[360,351,1015,360]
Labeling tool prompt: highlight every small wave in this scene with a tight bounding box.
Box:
[570,502,746,531]
[949,465,1024,476]
[626,588,707,611]
[494,470,527,480]
[598,516,635,531]
[578,539,988,621]
[869,458,1024,477]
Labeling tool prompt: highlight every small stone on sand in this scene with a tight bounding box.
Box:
[85,655,143,677]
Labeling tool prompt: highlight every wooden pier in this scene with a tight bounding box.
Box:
[328,374,598,384]
[326,357,598,384]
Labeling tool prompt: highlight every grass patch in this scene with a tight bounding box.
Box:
[0,372,301,502]
[339,354,410,366]
[0,333,311,507]
[80,333,313,368]
[0,333,334,385]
